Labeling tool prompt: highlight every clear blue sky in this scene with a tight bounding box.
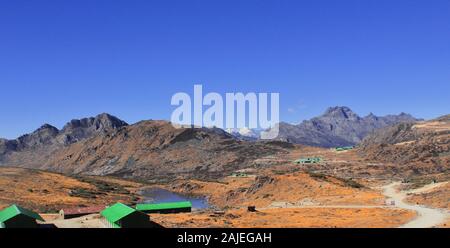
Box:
[0,0,449,139]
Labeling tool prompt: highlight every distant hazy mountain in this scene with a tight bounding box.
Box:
[225,128,261,141]
[271,106,420,147]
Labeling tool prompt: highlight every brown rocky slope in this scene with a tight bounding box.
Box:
[2,120,290,181]
[358,115,450,177]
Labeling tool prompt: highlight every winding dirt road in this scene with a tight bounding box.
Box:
[259,181,448,228]
[382,182,449,228]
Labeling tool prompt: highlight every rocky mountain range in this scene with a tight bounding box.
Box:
[1,113,127,151]
[0,114,289,180]
[0,113,128,160]
[270,106,420,147]
[0,107,425,180]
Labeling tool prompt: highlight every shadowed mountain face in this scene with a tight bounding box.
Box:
[0,115,289,180]
[0,124,59,154]
[0,113,128,164]
[60,113,129,144]
[273,106,419,147]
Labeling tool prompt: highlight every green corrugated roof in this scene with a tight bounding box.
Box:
[335,146,354,151]
[100,203,137,223]
[136,201,192,211]
[0,205,44,223]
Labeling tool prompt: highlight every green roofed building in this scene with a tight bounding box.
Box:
[100,203,150,228]
[136,201,192,214]
[335,146,354,152]
[230,172,248,178]
[0,204,44,228]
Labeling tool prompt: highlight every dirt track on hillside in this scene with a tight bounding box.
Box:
[382,182,449,228]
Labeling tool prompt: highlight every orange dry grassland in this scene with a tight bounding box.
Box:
[406,182,450,228]
[153,172,419,228]
[406,183,450,210]
[151,207,415,228]
[165,171,385,209]
[0,167,143,212]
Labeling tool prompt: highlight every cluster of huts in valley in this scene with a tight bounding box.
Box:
[0,201,193,228]
[292,146,354,165]
[334,146,354,152]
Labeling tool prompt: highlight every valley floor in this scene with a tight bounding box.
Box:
[148,181,449,228]
[38,181,449,228]
[1,145,448,228]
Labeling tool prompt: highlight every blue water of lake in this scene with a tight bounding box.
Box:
[139,187,210,209]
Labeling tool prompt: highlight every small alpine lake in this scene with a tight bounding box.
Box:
[138,187,210,209]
